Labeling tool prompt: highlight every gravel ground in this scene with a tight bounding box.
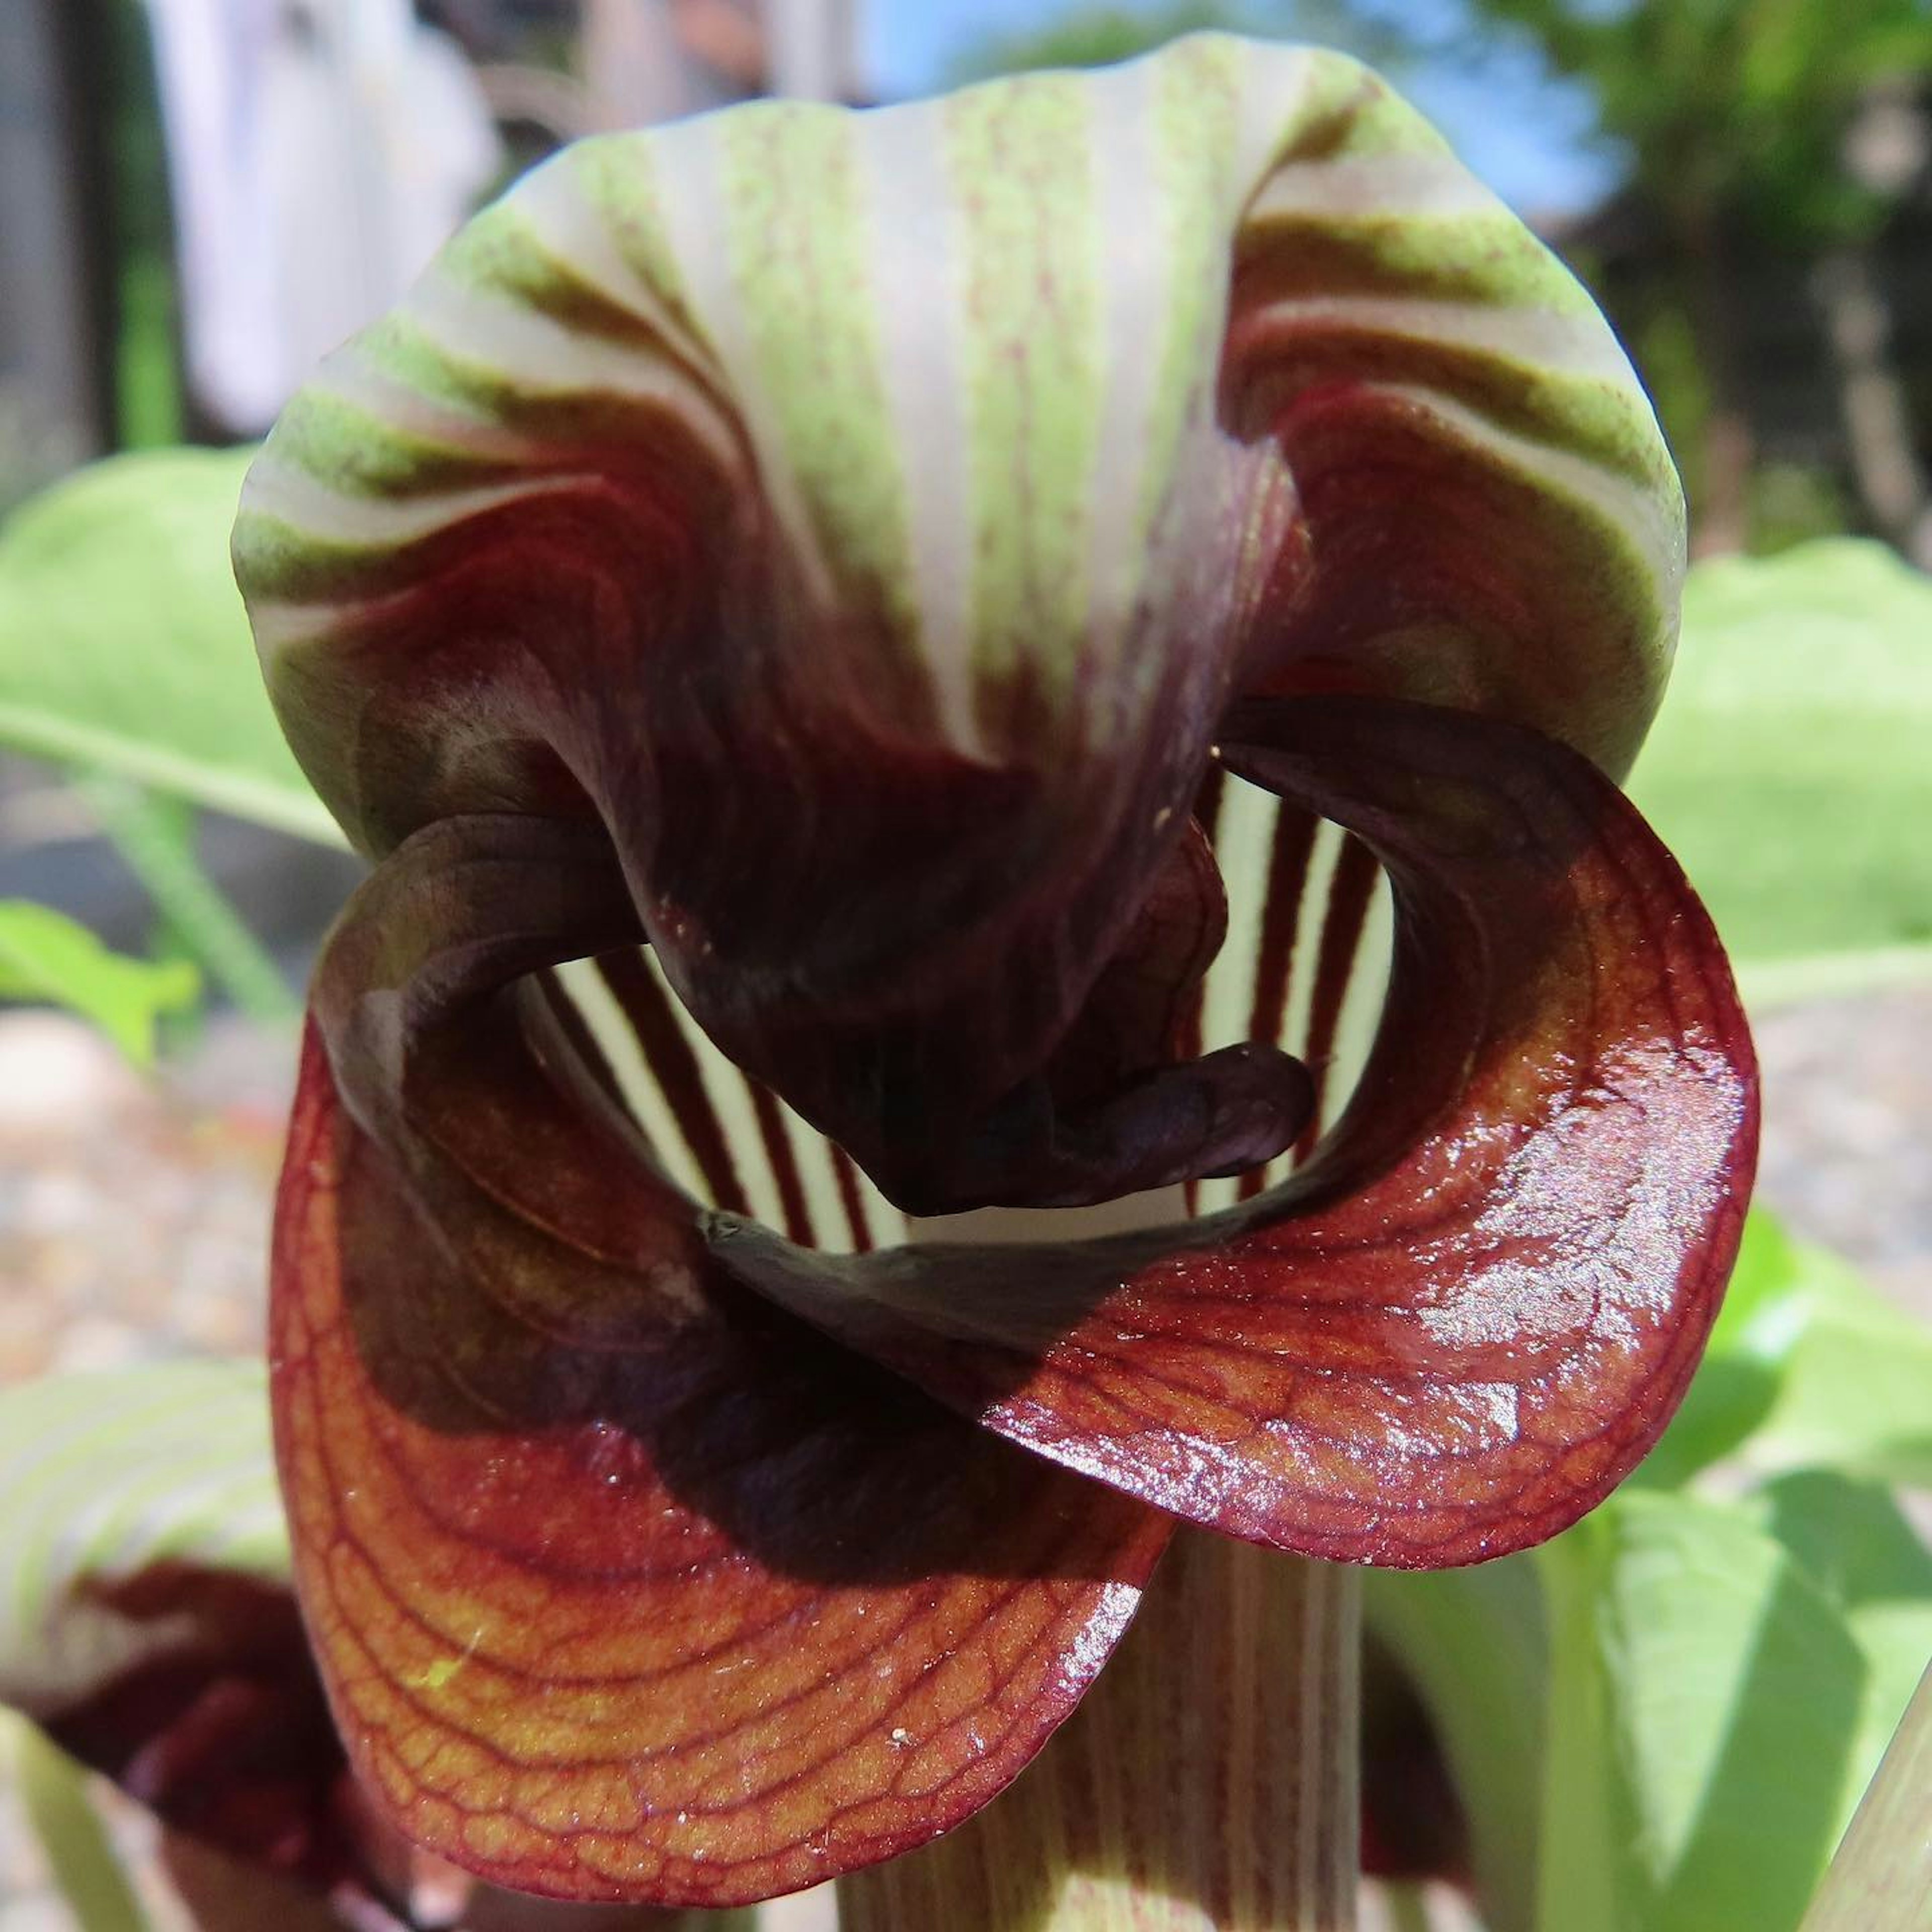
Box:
[1752,986,1932,1313]
[2,985,1928,1927]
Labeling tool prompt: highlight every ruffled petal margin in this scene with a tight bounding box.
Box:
[728,696,1758,1568]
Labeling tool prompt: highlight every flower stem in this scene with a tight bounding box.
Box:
[1800,1659,1932,1931]
[835,1531,1359,1931]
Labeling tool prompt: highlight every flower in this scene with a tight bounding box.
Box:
[230,35,1756,1909]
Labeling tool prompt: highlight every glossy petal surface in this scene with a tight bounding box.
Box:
[727,698,1758,1567]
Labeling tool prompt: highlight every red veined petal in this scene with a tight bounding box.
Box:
[275,818,1167,1908]
[721,696,1757,1568]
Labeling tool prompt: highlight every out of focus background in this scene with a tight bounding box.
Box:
[2,4,1930,1929]
[11,0,1932,539]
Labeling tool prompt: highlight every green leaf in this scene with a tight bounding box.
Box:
[1746,1473,1932,1805]
[1362,1557,1546,1932]
[0,1363,287,1715]
[78,778,299,1022]
[1383,1465,1932,1932]
[1630,539,1932,997]
[1640,1210,1932,1491]
[0,450,338,844]
[0,900,199,1065]
[1535,1490,1871,1932]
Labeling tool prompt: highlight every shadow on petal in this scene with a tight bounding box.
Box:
[726,696,1758,1569]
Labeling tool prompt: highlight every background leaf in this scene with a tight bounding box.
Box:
[1362,1557,1545,1932]
[1372,1208,1932,1932]
[0,899,199,1064]
[1535,1491,1872,1932]
[77,778,300,1022]
[1640,1211,1932,1491]
[4,1712,154,1932]
[1745,1474,1932,1796]
[1630,539,1932,996]
[1801,1661,1932,1932]
[0,450,337,843]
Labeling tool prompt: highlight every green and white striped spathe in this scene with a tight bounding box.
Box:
[234,34,1683,852]
[0,1364,286,1712]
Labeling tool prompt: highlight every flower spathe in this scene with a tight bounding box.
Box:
[236,35,1754,1908]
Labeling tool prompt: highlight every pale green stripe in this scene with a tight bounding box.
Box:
[944,71,1103,721]
[1231,45,1675,513]
[343,310,526,423]
[1142,39,1248,546]
[567,134,716,362]
[1,1370,280,1668]
[1242,205,1603,316]
[719,106,917,646]
[1275,48,1457,164]
[270,386,520,501]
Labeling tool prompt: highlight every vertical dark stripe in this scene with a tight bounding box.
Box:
[595,948,750,1216]
[1294,834,1381,1166]
[1245,803,1320,1050]
[1237,802,1320,1201]
[534,969,626,1115]
[830,1144,876,1253]
[1179,764,1229,1070]
[747,1081,816,1247]
[1182,767,1228,1221]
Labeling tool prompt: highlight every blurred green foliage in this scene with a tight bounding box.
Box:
[0,448,334,841]
[1630,537,1932,998]
[106,0,186,448]
[1453,0,1932,247]
[0,899,197,1065]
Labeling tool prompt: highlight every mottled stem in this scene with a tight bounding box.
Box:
[836,1532,1359,1932]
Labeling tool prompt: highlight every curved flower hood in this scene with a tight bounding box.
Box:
[237,35,1685,1214]
[234,36,1751,1910]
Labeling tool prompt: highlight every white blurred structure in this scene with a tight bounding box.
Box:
[581,0,859,126]
[766,0,859,102]
[141,0,863,431]
[142,0,503,433]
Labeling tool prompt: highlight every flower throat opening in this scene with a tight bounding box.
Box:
[545,775,1393,1257]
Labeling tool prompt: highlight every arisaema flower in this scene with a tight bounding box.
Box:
[224,34,1755,1911]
